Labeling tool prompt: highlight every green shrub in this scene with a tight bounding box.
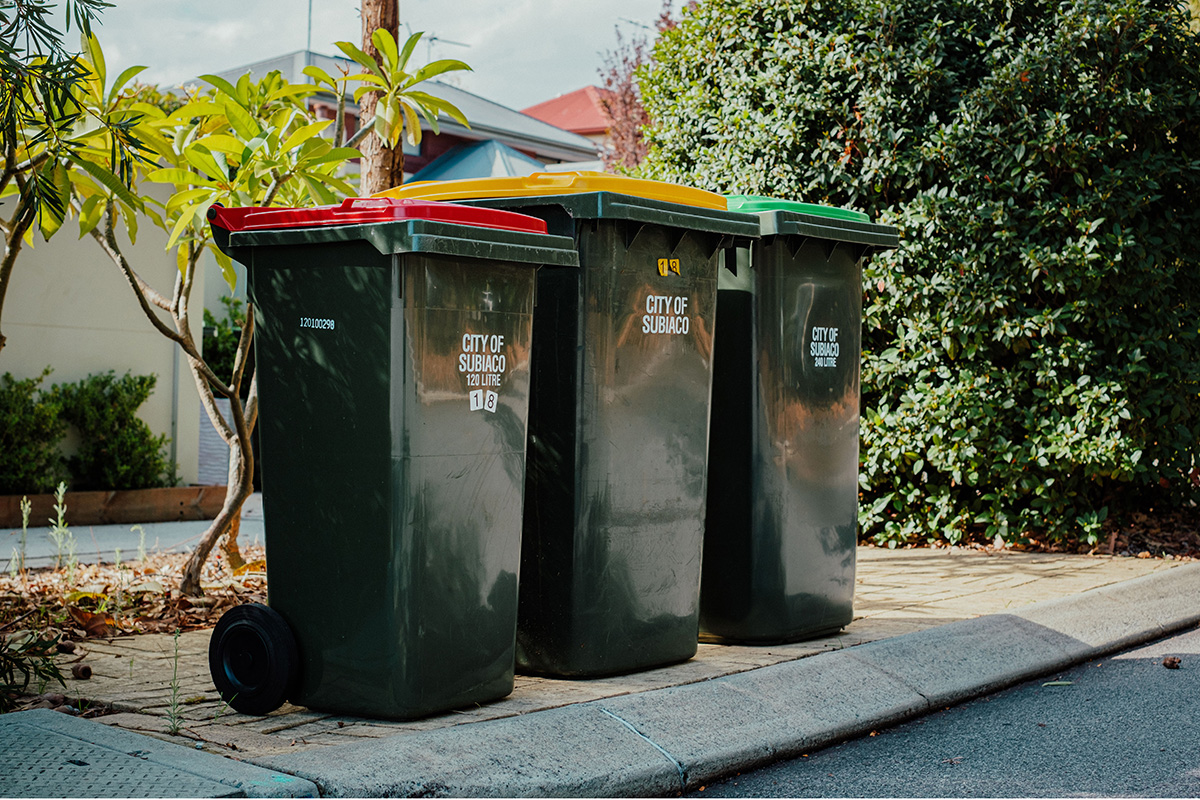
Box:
[640,0,1200,546]
[52,371,178,491]
[0,369,68,495]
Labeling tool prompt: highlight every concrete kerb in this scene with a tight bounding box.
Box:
[250,563,1200,798]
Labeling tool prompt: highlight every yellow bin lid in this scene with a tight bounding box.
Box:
[376,171,727,210]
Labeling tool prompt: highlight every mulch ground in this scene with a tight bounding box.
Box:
[0,545,267,640]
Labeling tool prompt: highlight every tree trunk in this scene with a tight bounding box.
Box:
[359,0,403,196]
[0,209,36,356]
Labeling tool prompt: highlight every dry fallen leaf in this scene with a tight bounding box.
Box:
[1163,657,1181,670]
[66,607,115,638]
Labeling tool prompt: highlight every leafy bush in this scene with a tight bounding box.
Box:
[0,369,68,495]
[52,371,178,491]
[640,0,1200,546]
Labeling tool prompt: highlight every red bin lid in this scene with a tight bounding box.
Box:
[207,197,548,235]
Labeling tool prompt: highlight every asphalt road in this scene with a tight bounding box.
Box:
[693,623,1200,798]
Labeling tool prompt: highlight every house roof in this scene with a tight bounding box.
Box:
[208,51,599,163]
[522,86,611,136]
[409,140,545,182]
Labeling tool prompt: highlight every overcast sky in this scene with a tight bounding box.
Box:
[74,0,679,112]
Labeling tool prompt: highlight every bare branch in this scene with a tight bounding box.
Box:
[345,122,374,150]
[229,304,255,398]
[334,82,347,148]
[262,169,289,207]
[2,149,53,188]
[0,198,39,354]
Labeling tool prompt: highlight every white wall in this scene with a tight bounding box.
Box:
[2,206,208,485]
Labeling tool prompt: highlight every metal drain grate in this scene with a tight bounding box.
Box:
[0,721,239,798]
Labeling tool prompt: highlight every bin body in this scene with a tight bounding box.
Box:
[383,176,760,675]
[211,200,577,717]
[701,198,898,644]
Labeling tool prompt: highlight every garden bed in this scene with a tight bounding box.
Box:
[0,486,226,529]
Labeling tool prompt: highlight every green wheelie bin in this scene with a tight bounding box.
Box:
[701,195,898,644]
[206,197,577,718]
[381,174,760,676]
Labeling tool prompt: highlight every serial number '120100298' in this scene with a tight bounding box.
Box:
[299,317,335,330]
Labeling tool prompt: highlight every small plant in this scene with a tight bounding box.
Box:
[131,524,146,562]
[8,496,32,578]
[212,693,237,723]
[0,629,65,712]
[47,482,75,571]
[166,629,184,735]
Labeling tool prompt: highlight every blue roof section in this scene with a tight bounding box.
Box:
[209,51,599,163]
[409,140,545,182]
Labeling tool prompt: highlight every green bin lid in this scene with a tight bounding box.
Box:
[725,194,897,249]
[725,195,869,222]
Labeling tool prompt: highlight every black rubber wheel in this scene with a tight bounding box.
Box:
[208,603,298,716]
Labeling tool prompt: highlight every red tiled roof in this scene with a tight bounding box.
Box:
[522,86,612,136]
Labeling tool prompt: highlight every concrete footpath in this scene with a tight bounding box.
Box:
[3,538,1199,797]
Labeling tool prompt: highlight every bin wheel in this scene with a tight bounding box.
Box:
[208,603,298,716]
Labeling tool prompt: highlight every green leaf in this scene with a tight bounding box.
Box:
[371,28,400,70]
[182,146,228,184]
[38,161,71,240]
[200,73,241,103]
[400,100,423,145]
[412,59,472,84]
[407,91,470,128]
[83,32,106,87]
[302,65,336,88]
[69,155,144,211]
[107,65,149,106]
[266,84,315,103]
[335,40,380,76]
[166,188,213,213]
[166,102,224,122]
[302,170,357,197]
[300,146,362,167]
[397,30,423,71]
[147,168,217,187]
[166,205,198,251]
[211,245,238,293]
[77,194,105,238]
[199,134,251,158]
[281,120,333,154]
[301,175,338,206]
[221,97,262,141]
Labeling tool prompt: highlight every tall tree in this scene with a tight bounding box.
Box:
[71,45,359,595]
[348,4,471,194]
[358,0,400,194]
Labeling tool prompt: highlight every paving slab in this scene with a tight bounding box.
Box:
[0,709,316,798]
